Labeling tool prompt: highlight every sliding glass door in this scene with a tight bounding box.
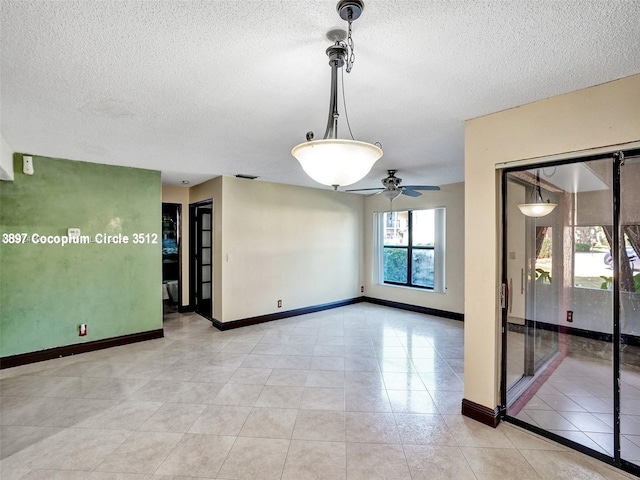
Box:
[502,150,640,475]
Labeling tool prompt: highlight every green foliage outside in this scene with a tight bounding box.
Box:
[574,242,591,252]
[538,237,552,258]
[599,274,640,292]
[384,248,407,283]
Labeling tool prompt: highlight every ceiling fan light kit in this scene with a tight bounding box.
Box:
[291,0,383,189]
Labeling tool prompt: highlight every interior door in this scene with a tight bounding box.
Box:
[191,201,212,320]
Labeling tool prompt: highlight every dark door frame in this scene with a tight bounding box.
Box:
[189,199,213,320]
[499,147,640,477]
[162,202,182,309]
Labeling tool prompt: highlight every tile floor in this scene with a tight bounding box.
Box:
[1,304,636,479]
[508,332,640,464]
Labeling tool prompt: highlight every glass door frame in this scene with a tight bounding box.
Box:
[499,147,640,476]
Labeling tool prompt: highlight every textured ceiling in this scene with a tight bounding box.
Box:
[2,1,640,191]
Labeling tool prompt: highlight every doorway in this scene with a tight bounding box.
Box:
[190,200,213,320]
[162,203,181,313]
[501,149,640,475]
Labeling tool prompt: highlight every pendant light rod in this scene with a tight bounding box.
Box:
[291,0,382,189]
[323,43,347,140]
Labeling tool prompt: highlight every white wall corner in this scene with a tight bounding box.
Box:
[0,133,15,181]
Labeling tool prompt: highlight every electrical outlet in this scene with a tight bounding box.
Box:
[566,310,573,323]
[277,299,282,308]
[360,286,364,293]
[79,324,87,336]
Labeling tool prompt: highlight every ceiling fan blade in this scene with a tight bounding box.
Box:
[344,188,384,192]
[400,188,421,198]
[403,185,441,191]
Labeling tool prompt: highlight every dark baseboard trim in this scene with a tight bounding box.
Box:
[512,319,640,347]
[0,329,164,370]
[178,304,194,313]
[210,298,364,331]
[362,297,464,322]
[461,398,501,428]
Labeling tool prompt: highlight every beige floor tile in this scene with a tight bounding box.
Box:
[95,431,183,474]
[394,413,456,446]
[461,446,542,479]
[211,383,264,406]
[275,356,313,370]
[240,354,280,368]
[305,370,345,388]
[217,437,289,480]
[403,444,475,480]
[345,388,391,412]
[3,305,637,480]
[346,443,410,480]
[239,407,298,439]
[88,474,152,479]
[501,423,567,451]
[300,387,345,411]
[167,381,225,404]
[292,410,346,442]
[265,369,309,386]
[387,390,438,414]
[128,380,185,402]
[138,402,206,433]
[16,427,131,471]
[281,440,346,480]
[310,357,345,371]
[345,412,399,444]
[18,470,91,480]
[442,414,515,448]
[255,385,304,408]
[155,433,235,477]
[189,366,236,384]
[0,426,63,460]
[521,449,620,480]
[188,405,251,435]
[228,368,273,385]
[79,401,163,430]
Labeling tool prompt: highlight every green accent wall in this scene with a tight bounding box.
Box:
[0,155,162,357]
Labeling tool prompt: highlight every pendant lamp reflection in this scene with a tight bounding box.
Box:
[291,0,382,189]
[518,170,557,217]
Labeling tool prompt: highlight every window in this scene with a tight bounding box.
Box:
[376,208,445,290]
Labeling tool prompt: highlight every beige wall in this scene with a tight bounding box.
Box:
[221,177,364,322]
[363,182,465,314]
[464,74,640,411]
[1,134,14,181]
[164,177,364,323]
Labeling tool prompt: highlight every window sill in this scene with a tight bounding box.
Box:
[378,282,445,294]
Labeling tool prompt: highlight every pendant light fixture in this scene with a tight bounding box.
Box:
[518,170,557,217]
[291,0,382,190]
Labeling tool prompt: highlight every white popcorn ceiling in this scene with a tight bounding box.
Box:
[1,1,639,190]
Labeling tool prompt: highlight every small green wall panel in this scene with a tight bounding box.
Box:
[0,155,162,357]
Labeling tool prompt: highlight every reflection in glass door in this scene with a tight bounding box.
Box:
[619,155,640,467]
[503,158,622,464]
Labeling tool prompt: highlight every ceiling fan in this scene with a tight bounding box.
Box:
[345,170,440,199]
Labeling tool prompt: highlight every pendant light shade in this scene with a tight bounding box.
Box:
[292,139,383,187]
[517,202,557,217]
[518,169,557,217]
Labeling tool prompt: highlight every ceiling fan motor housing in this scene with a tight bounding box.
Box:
[382,172,402,189]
